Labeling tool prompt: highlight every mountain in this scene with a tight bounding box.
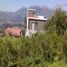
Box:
[0,5,54,26]
[29,5,54,18]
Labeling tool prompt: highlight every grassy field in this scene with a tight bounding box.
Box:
[47,62,67,67]
[33,62,67,67]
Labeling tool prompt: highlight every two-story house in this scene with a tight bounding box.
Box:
[25,9,47,36]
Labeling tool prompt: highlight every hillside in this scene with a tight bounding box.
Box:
[0,5,54,26]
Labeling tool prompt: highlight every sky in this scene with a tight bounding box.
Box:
[0,0,67,12]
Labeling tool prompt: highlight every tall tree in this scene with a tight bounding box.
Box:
[47,8,67,35]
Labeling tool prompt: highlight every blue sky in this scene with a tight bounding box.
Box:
[0,0,67,12]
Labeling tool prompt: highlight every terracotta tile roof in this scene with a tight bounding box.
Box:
[5,27,22,36]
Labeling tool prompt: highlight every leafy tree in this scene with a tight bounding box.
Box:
[46,8,67,35]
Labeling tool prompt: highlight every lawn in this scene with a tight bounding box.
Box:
[47,62,67,67]
[33,62,67,67]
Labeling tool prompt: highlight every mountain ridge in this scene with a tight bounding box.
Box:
[0,5,54,26]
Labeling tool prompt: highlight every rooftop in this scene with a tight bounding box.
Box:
[28,16,47,21]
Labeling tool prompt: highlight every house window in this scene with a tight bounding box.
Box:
[35,22,38,30]
[32,22,38,30]
[32,22,35,30]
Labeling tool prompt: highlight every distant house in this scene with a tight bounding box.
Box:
[25,9,47,36]
[5,27,22,37]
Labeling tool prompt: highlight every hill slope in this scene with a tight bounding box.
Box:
[0,5,54,26]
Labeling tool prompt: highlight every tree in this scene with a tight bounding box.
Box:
[46,8,67,35]
[23,16,27,36]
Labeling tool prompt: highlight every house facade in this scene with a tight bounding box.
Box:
[25,9,47,36]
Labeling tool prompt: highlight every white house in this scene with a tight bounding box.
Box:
[25,9,47,36]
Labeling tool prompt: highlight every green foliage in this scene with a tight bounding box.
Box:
[0,8,67,67]
[0,32,67,67]
[46,8,67,35]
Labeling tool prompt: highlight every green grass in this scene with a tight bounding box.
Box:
[33,61,67,67]
[47,62,67,67]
